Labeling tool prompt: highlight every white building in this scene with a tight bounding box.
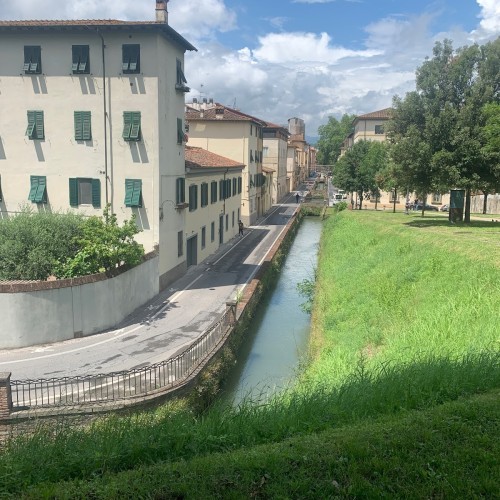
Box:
[0,1,197,289]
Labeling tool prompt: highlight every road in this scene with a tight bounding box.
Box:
[0,195,299,381]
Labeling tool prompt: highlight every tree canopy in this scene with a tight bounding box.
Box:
[316,114,356,166]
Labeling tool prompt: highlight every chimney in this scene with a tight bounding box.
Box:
[155,0,168,23]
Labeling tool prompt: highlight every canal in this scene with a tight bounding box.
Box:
[222,217,323,405]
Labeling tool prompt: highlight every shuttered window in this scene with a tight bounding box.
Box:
[232,178,237,195]
[211,181,217,204]
[69,178,100,208]
[201,183,208,207]
[238,176,242,194]
[175,58,189,92]
[189,184,198,211]
[28,176,47,203]
[123,112,141,141]
[24,46,41,74]
[177,118,184,144]
[74,111,91,141]
[122,44,140,74]
[176,177,185,204]
[26,111,44,140]
[124,179,142,207]
[72,45,90,74]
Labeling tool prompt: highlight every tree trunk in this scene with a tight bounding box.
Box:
[464,188,471,223]
[483,192,488,214]
[421,194,427,217]
[393,189,397,213]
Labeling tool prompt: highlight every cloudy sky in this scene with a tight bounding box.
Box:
[2,0,499,138]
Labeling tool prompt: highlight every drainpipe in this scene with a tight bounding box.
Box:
[85,26,109,208]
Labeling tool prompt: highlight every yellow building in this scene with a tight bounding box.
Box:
[184,146,243,266]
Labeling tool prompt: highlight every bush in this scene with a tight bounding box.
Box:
[0,207,84,280]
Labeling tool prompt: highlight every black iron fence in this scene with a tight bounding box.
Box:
[10,306,235,410]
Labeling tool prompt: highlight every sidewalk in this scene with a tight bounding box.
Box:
[0,195,299,381]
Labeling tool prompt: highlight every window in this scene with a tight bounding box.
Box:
[178,231,183,257]
[237,208,240,222]
[175,58,189,92]
[201,183,208,207]
[28,175,47,203]
[232,211,235,228]
[211,181,217,204]
[238,177,242,194]
[189,184,198,211]
[123,112,141,141]
[432,193,442,203]
[72,45,89,74]
[74,111,91,141]
[232,177,237,195]
[177,118,184,144]
[211,222,215,242]
[375,124,384,135]
[69,178,100,207]
[122,44,140,74]
[201,226,206,249]
[263,146,268,158]
[225,214,229,231]
[124,179,142,207]
[24,46,41,74]
[250,150,254,162]
[176,177,185,204]
[219,179,225,200]
[389,190,399,203]
[26,111,44,140]
[225,179,231,198]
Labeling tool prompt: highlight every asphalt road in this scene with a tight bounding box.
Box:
[0,194,299,381]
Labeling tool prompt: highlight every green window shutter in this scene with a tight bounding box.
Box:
[35,111,44,139]
[91,179,101,208]
[26,111,36,138]
[82,111,91,140]
[238,177,242,194]
[177,118,183,144]
[176,178,185,204]
[129,112,141,141]
[79,46,89,72]
[28,176,39,201]
[34,176,46,203]
[130,180,142,207]
[74,111,83,140]
[69,178,78,206]
[123,112,132,140]
[124,179,134,206]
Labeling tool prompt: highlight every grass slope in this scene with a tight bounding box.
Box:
[1,211,498,498]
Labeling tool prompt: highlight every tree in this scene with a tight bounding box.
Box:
[316,114,356,167]
[55,206,145,278]
[333,140,388,209]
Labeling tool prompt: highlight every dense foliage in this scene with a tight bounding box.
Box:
[316,113,356,166]
[0,207,83,281]
[0,206,144,281]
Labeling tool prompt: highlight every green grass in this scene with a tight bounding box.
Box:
[0,211,498,498]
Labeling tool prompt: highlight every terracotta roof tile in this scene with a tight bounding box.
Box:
[356,108,392,120]
[186,103,266,125]
[185,147,245,170]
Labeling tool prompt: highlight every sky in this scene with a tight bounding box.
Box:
[1,0,499,138]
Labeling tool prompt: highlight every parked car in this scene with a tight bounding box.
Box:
[414,203,439,211]
[440,204,449,212]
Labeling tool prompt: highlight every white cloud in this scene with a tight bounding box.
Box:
[474,0,500,36]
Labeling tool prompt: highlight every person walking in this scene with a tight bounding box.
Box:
[238,220,244,237]
[295,192,300,204]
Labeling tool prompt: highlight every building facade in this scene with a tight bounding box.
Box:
[0,1,197,288]
[186,101,265,226]
[184,146,243,266]
[262,122,289,204]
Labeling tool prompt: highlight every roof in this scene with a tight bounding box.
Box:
[185,147,244,170]
[355,108,392,121]
[262,166,274,174]
[0,19,196,52]
[186,103,266,126]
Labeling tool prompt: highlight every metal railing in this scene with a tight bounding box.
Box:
[11,307,234,410]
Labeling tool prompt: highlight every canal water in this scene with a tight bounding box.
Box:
[221,217,323,405]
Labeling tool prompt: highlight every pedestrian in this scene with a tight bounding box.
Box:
[295,192,300,204]
[238,220,244,236]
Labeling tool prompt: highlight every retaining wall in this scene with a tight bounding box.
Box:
[0,252,159,349]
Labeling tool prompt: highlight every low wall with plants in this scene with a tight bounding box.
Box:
[0,252,159,349]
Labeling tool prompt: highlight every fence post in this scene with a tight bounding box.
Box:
[225,300,237,328]
[0,372,12,420]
